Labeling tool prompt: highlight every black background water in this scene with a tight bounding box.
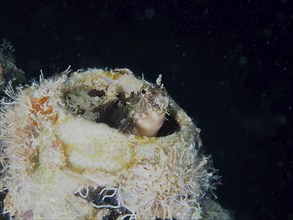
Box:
[0,0,292,219]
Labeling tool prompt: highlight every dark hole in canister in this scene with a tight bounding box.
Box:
[94,102,180,137]
[157,111,180,137]
[65,89,179,136]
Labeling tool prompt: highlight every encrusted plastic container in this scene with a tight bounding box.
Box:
[0,68,230,219]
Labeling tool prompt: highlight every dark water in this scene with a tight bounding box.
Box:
[0,1,292,219]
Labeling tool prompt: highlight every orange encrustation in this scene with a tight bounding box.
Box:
[29,96,58,124]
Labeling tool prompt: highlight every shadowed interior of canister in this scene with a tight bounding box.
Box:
[63,86,180,137]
